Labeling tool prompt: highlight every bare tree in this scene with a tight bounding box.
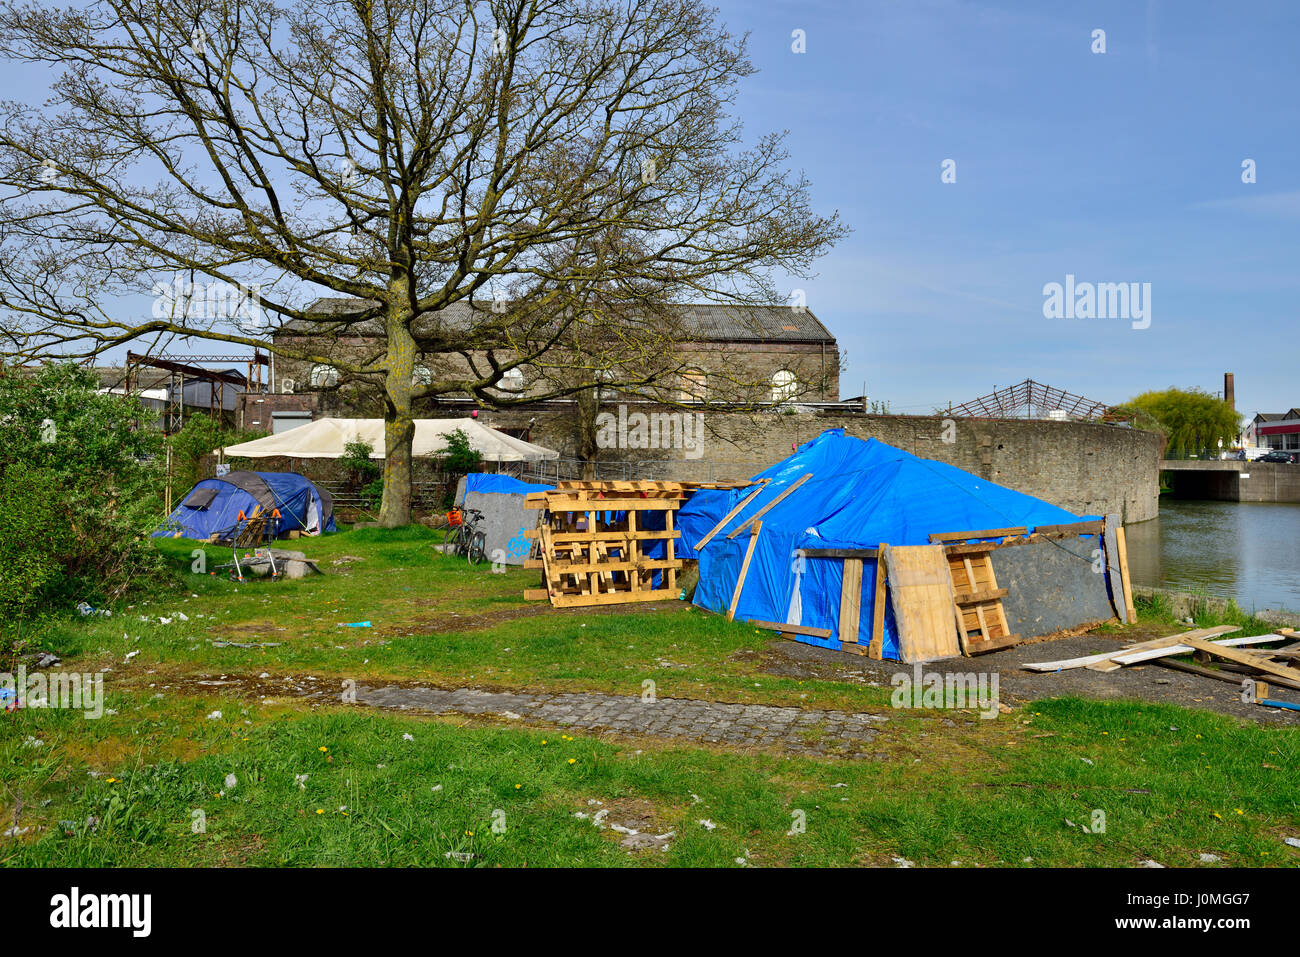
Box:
[0,0,846,525]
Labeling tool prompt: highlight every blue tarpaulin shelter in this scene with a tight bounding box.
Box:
[156,471,336,541]
[462,473,554,497]
[677,430,1090,660]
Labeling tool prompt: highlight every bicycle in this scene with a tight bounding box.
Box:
[445,507,487,565]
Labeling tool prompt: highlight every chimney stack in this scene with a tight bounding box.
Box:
[1224,372,1235,409]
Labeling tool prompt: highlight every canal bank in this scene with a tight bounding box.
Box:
[1125,498,1300,616]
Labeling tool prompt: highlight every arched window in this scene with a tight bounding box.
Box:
[498,366,525,393]
[771,369,799,403]
[412,365,433,387]
[310,364,338,388]
[679,369,707,402]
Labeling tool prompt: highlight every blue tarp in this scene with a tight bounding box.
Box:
[677,430,1091,660]
[463,473,554,497]
[155,470,337,541]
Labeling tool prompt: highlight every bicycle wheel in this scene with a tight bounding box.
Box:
[467,530,487,565]
[445,525,463,556]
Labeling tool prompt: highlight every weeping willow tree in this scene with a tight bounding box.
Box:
[1120,388,1240,456]
[0,0,846,525]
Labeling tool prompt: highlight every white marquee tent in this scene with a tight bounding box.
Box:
[221,416,559,462]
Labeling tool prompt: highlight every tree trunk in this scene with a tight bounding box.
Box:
[378,309,416,528]
[576,387,600,480]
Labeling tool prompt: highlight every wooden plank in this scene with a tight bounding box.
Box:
[954,587,1009,605]
[1114,525,1137,623]
[838,558,863,645]
[747,619,833,639]
[1151,657,1300,692]
[548,530,679,543]
[550,589,678,608]
[868,546,888,660]
[692,481,768,550]
[929,526,1027,544]
[544,558,682,575]
[1101,514,1127,624]
[727,521,762,621]
[540,498,682,511]
[1032,520,1104,537]
[523,589,549,601]
[801,548,880,559]
[1022,626,1257,672]
[882,544,962,662]
[1181,637,1300,683]
[726,474,814,539]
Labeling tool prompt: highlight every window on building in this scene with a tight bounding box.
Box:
[679,369,707,402]
[309,364,338,388]
[771,369,799,403]
[498,366,525,393]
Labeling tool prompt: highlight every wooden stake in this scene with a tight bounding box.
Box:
[838,557,864,645]
[693,480,768,550]
[868,545,888,660]
[727,521,762,621]
[1114,524,1137,622]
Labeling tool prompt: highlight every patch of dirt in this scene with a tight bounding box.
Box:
[380,598,683,637]
[573,795,679,853]
[747,632,1300,725]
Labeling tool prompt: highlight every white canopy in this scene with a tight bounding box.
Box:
[221,416,559,462]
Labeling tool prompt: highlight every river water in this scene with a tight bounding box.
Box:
[1124,499,1300,614]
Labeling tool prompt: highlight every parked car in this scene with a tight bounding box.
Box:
[1259,450,1299,463]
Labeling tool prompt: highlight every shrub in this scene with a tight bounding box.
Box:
[0,363,172,656]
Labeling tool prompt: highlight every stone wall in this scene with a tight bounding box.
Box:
[233,393,1161,523]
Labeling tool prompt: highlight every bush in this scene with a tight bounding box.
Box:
[340,439,383,510]
[0,363,171,657]
[435,428,482,509]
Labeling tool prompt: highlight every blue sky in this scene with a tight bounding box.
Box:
[712,0,1300,416]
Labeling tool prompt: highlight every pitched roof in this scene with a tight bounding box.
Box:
[279,298,835,344]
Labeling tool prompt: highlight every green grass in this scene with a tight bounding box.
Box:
[3,526,1298,867]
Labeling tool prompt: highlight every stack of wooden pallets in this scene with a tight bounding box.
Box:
[522,481,695,608]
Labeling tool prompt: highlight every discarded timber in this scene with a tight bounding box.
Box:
[1164,657,1300,696]
[838,557,864,646]
[1113,525,1137,623]
[523,486,684,608]
[727,521,762,621]
[1180,637,1300,684]
[929,526,1027,544]
[868,543,888,660]
[726,473,813,539]
[693,480,768,550]
[946,549,1019,655]
[883,544,963,662]
[747,619,833,639]
[1025,626,1237,671]
[1022,626,1266,672]
[802,547,881,559]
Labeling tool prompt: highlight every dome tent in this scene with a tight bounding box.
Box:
[156,470,336,541]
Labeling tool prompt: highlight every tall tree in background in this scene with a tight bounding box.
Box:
[1120,387,1240,456]
[0,0,846,525]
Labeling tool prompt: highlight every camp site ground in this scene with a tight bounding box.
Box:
[5,428,1300,872]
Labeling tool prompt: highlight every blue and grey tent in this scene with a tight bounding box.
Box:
[156,470,336,541]
[678,430,1094,660]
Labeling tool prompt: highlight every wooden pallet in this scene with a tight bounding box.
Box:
[944,547,1019,655]
[522,487,683,607]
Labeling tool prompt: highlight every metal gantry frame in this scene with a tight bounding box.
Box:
[947,379,1115,421]
[124,351,269,434]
